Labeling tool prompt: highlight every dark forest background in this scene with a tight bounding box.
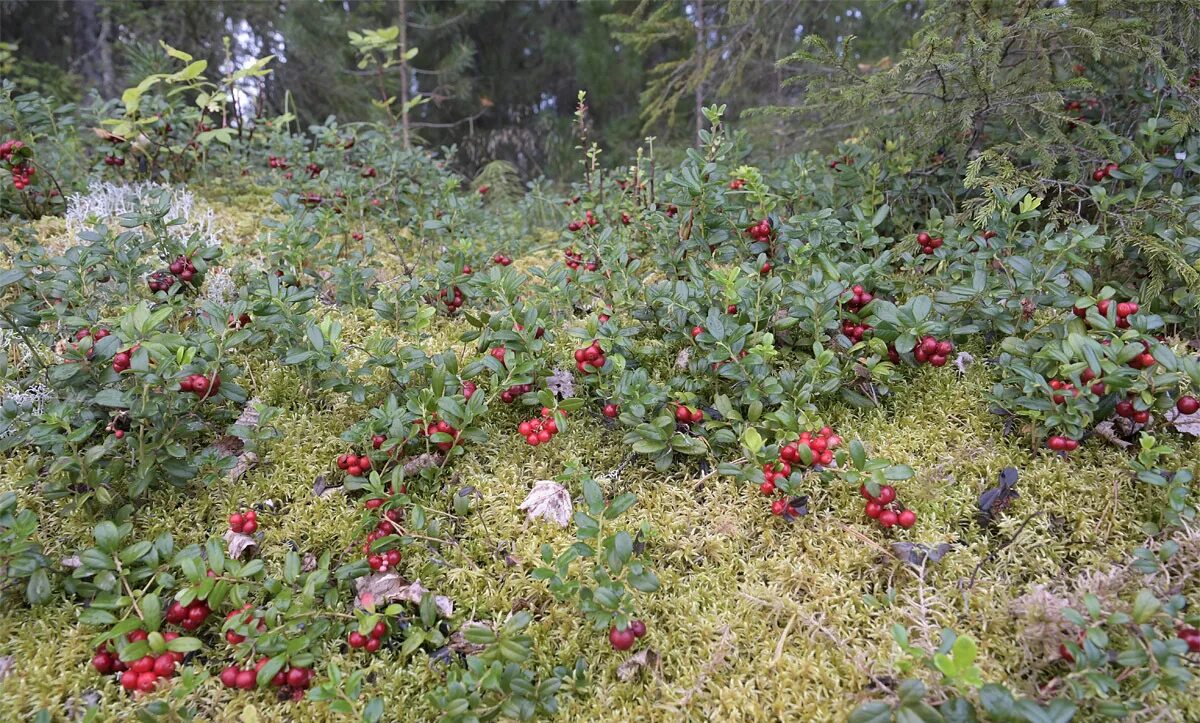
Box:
[0,0,921,176]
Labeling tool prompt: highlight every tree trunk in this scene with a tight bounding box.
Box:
[72,0,101,92]
[694,0,705,147]
[399,0,411,149]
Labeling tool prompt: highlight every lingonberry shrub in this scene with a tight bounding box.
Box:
[532,465,660,650]
[0,492,53,604]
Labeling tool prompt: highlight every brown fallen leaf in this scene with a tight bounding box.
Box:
[518,480,572,528]
[616,648,660,682]
[1166,408,1200,436]
[210,435,245,459]
[223,529,258,560]
[235,399,262,432]
[353,573,453,616]
[228,452,259,481]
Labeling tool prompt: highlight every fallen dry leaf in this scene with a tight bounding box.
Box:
[209,435,245,459]
[616,648,660,682]
[235,399,262,432]
[519,480,573,528]
[353,573,453,616]
[228,452,259,481]
[1167,408,1200,436]
[223,529,258,559]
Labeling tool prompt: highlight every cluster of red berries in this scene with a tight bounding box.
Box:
[351,232,364,242]
[860,485,917,529]
[564,247,599,272]
[1046,435,1080,452]
[336,452,372,478]
[493,253,513,266]
[1073,298,1138,328]
[499,383,533,403]
[1114,398,1152,424]
[1127,340,1156,370]
[608,620,647,650]
[489,346,508,365]
[1177,626,1200,653]
[348,620,390,653]
[168,255,197,283]
[916,232,944,255]
[620,211,632,225]
[729,178,746,190]
[73,327,111,356]
[438,286,465,312]
[1048,379,1081,404]
[913,335,955,367]
[166,598,212,631]
[299,193,323,208]
[367,546,402,572]
[1,140,33,190]
[518,407,562,446]
[229,312,252,329]
[1091,162,1118,182]
[219,658,313,700]
[91,642,129,676]
[146,270,176,293]
[745,219,773,243]
[602,403,620,418]
[843,285,874,313]
[780,427,840,469]
[112,344,138,374]
[305,162,321,178]
[228,509,259,535]
[224,603,266,645]
[419,417,461,452]
[114,640,186,693]
[841,320,872,343]
[673,403,704,425]
[104,155,126,166]
[266,155,290,169]
[574,340,607,373]
[566,210,599,232]
[179,372,221,400]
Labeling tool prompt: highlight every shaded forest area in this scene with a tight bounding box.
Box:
[1,0,919,175]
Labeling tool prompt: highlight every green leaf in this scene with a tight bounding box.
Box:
[166,636,203,653]
[627,569,660,592]
[1131,588,1160,623]
[284,551,301,584]
[256,656,286,688]
[604,493,637,520]
[848,702,893,723]
[94,521,121,552]
[850,440,867,469]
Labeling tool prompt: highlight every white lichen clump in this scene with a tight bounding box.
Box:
[65,181,220,247]
[203,266,237,305]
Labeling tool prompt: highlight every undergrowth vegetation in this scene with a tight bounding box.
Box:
[3,3,1200,721]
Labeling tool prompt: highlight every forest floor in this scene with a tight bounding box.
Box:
[2,187,1198,721]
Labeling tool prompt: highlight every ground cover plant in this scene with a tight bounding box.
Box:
[2,2,1200,721]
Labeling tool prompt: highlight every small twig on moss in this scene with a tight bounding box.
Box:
[965,510,1047,593]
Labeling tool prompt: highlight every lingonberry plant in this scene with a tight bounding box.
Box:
[532,465,659,650]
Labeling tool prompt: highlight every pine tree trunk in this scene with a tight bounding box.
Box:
[694,0,705,147]
[399,0,411,149]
